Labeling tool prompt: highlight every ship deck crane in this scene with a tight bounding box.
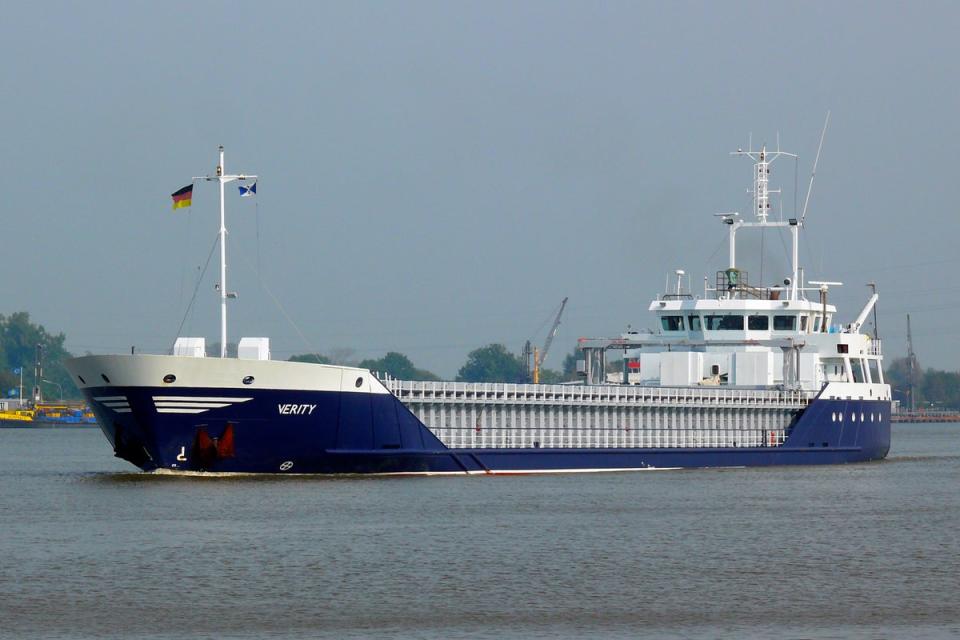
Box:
[533,297,568,384]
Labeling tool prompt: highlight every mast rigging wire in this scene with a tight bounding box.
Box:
[171,233,220,351]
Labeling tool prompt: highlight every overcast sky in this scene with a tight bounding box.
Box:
[2,1,958,377]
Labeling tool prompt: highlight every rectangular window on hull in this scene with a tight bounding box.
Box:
[704,315,745,330]
[661,315,684,331]
[748,315,769,330]
[773,315,796,331]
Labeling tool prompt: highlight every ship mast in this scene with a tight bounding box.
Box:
[194,146,257,358]
[726,142,800,299]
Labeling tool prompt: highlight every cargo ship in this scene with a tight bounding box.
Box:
[65,142,890,474]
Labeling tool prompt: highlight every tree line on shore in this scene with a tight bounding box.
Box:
[885,357,960,411]
[297,349,960,408]
[0,312,77,401]
[3,311,959,409]
[288,343,582,384]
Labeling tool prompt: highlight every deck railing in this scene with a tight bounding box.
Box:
[380,378,814,409]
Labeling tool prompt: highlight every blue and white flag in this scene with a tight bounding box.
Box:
[7,389,16,397]
[12,368,21,375]
[239,182,257,197]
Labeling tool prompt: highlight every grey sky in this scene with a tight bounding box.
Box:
[2,1,958,377]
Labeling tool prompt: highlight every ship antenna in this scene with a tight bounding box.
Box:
[730,139,798,298]
[799,110,830,227]
[194,146,257,358]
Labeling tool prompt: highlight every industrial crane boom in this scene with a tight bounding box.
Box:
[534,297,568,383]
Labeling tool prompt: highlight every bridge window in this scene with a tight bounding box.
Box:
[704,315,744,330]
[748,315,769,330]
[800,316,808,331]
[773,315,796,331]
[687,315,701,331]
[661,315,684,331]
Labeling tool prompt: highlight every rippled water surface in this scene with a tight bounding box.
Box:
[1,424,959,639]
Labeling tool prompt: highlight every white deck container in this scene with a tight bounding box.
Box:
[238,337,271,361]
[173,337,206,358]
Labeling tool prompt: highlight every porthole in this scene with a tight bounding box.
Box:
[839,413,843,422]
[871,413,875,422]
[355,376,363,388]
[101,374,111,384]
[831,412,836,422]
[861,413,865,422]
[851,413,857,422]
[242,376,255,385]
[77,375,86,385]
[163,374,176,384]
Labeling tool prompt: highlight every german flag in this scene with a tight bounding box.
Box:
[171,184,193,210]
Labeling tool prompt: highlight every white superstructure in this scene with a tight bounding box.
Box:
[577,140,887,399]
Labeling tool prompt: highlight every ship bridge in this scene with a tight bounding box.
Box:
[578,142,885,394]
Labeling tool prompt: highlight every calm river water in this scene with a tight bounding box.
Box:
[1,423,958,639]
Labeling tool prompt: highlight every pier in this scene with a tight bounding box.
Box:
[892,410,960,423]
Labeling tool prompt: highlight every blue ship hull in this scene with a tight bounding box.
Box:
[80,385,891,474]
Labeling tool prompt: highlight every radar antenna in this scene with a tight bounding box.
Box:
[731,141,796,223]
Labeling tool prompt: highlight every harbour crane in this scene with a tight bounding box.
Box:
[532,297,568,384]
[907,314,920,412]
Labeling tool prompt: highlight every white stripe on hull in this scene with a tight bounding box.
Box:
[153,402,232,409]
[156,408,211,414]
[152,396,252,403]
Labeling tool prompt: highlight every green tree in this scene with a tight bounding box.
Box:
[922,369,960,409]
[0,312,78,401]
[206,342,237,358]
[561,347,584,381]
[359,352,438,381]
[537,368,563,384]
[456,343,527,383]
[884,357,960,410]
[886,356,922,407]
[288,353,331,364]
